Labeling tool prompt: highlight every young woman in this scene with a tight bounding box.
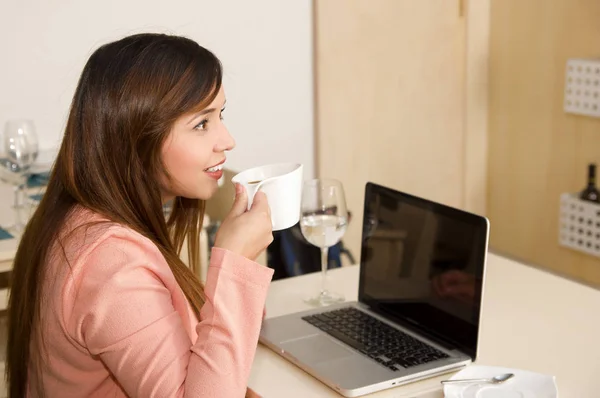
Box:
[6,33,273,397]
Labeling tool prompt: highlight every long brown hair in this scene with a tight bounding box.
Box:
[6,33,222,397]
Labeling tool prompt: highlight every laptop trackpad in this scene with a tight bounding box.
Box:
[281,334,355,364]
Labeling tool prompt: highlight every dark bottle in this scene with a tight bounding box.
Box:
[580,163,600,203]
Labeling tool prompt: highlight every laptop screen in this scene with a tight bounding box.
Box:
[358,183,489,359]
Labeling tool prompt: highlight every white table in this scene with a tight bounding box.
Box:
[249,252,600,397]
[0,183,29,310]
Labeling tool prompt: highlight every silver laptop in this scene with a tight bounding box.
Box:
[259,182,489,397]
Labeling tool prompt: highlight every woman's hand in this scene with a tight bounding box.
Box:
[214,184,273,261]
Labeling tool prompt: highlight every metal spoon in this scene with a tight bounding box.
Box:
[441,373,515,385]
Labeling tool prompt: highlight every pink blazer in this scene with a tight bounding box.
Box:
[29,207,273,397]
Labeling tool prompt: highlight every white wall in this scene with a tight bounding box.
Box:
[0,0,314,178]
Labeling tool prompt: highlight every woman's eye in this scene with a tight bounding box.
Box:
[194,119,208,130]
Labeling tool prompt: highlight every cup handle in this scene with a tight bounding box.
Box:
[253,180,277,229]
[248,179,272,210]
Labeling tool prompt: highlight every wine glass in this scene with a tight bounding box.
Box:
[0,119,39,234]
[300,179,348,306]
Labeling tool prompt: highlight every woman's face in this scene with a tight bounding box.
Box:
[160,86,234,202]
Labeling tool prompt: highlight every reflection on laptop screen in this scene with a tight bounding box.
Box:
[359,183,488,358]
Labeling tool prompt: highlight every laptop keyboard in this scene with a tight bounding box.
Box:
[302,307,449,371]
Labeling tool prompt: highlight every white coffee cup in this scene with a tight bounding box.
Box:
[231,163,303,231]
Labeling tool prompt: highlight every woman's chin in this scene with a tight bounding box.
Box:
[168,180,220,202]
[195,182,220,200]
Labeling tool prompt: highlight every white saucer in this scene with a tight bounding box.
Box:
[443,365,558,398]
